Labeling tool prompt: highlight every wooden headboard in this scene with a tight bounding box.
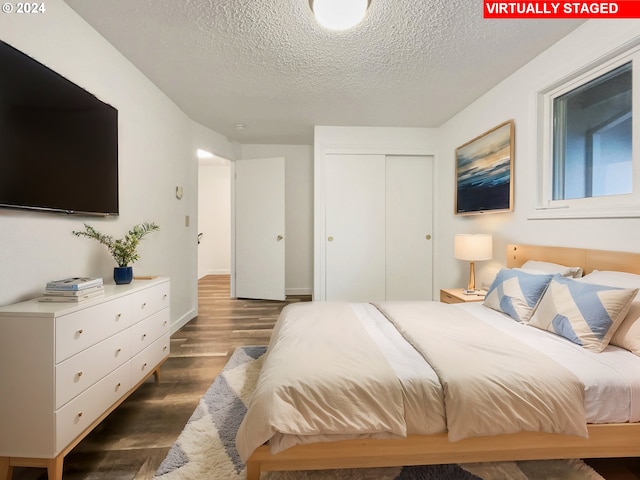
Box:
[506,244,640,275]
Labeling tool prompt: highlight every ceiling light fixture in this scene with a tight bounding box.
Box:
[309,0,370,31]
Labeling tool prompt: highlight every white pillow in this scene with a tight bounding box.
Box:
[579,270,640,355]
[581,270,640,292]
[521,260,583,278]
[529,276,638,353]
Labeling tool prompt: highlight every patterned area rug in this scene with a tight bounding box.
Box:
[155,346,604,480]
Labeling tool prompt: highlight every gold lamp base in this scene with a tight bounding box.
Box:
[463,261,479,295]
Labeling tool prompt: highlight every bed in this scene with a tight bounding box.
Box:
[239,244,640,480]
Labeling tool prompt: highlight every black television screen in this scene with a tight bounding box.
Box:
[0,40,118,216]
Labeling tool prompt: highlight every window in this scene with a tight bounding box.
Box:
[553,63,632,200]
[537,45,640,218]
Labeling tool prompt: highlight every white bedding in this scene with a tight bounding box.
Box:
[351,303,445,435]
[457,302,640,423]
[358,301,640,424]
[237,300,640,460]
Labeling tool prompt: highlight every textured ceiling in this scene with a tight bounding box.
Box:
[63,0,584,145]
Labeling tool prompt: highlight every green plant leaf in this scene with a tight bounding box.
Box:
[72,222,159,267]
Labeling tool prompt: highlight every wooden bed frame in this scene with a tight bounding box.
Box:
[245,244,640,479]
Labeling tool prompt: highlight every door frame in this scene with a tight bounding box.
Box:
[230,160,237,297]
[313,133,438,301]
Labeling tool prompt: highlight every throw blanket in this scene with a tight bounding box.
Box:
[376,301,588,441]
[236,302,408,462]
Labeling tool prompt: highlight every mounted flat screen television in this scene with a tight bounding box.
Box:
[0,40,118,216]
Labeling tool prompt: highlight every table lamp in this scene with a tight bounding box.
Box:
[454,234,493,294]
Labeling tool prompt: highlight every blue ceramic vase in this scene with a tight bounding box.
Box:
[113,266,133,285]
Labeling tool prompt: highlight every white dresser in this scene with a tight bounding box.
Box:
[0,277,170,480]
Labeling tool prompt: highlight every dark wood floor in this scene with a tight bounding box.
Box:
[10,275,640,479]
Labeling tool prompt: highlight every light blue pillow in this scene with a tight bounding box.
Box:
[529,276,638,352]
[483,268,554,322]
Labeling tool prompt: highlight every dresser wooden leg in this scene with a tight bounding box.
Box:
[0,457,12,480]
[153,367,161,384]
[46,455,63,480]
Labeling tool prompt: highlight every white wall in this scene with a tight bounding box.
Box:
[0,0,205,333]
[240,144,314,296]
[192,121,240,163]
[198,165,231,278]
[434,20,640,294]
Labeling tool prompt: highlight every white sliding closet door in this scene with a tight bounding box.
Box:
[324,154,434,302]
[386,155,433,300]
[325,154,386,301]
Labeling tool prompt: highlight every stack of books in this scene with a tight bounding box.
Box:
[39,277,104,303]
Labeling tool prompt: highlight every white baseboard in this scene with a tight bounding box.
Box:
[286,287,312,297]
[207,269,230,275]
[171,308,197,335]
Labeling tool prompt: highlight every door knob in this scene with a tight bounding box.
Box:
[277,235,284,241]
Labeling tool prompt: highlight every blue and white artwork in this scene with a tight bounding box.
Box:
[456,121,513,215]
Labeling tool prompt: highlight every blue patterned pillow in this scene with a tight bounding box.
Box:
[483,269,555,322]
[529,276,638,352]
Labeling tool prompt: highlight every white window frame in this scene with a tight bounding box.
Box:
[534,43,640,219]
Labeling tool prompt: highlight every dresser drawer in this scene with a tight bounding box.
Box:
[55,329,131,409]
[130,308,170,356]
[55,296,132,363]
[55,361,132,452]
[130,334,170,385]
[131,282,170,324]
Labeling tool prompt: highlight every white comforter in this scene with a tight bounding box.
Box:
[236,301,443,462]
[376,301,587,441]
[236,300,640,462]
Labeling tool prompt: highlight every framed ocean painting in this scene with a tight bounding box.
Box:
[455,120,514,215]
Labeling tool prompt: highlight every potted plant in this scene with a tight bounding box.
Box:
[73,222,160,284]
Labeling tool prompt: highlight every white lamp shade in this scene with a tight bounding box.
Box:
[454,234,493,262]
[310,0,369,30]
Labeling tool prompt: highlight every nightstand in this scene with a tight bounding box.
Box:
[440,288,485,304]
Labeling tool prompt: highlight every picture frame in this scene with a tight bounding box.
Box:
[455,120,514,215]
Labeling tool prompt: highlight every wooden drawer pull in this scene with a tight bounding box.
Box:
[77,411,83,418]
[77,371,83,377]
[77,329,83,335]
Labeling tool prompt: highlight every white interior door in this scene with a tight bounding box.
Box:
[325,154,386,301]
[235,157,285,300]
[386,155,434,300]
